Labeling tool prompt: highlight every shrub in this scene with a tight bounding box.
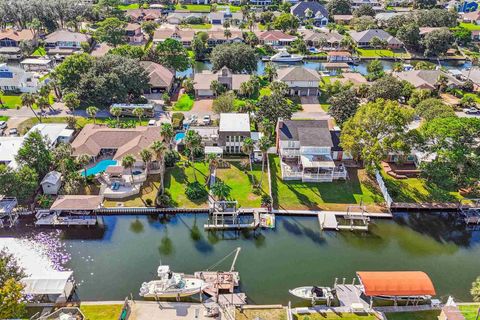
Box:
[185,181,208,200]
[261,194,272,207]
[145,198,153,206]
[164,150,180,167]
[172,112,185,129]
[156,192,172,208]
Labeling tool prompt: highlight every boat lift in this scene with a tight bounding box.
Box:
[460,199,480,229]
[205,201,259,230]
[0,197,19,228]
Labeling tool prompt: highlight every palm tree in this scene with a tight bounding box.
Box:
[224,28,232,40]
[471,276,480,302]
[206,153,219,186]
[160,123,174,150]
[238,101,256,114]
[21,93,41,121]
[258,136,271,188]
[86,106,99,124]
[211,181,231,201]
[140,148,153,173]
[436,74,449,93]
[0,89,4,109]
[264,62,278,82]
[151,141,167,192]
[77,154,92,179]
[241,137,254,172]
[122,154,136,184]
[184,130,202,181]
[110,106,122,127]
[132,107,144,125]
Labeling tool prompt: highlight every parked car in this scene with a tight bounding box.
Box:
[148,119,156,126]
[8,128,18,136]
[203,115,211,125]
[464,108,480,115]
[0,121,6,129]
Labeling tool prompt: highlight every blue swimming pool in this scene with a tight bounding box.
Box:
[174,132,185,142]
[82,159,118,177]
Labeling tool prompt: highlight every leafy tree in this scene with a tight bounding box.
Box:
[471,276,480,302]
[192,33,207,60]
[396,23,421,50]
[152,39,190,71]
[413,0,436,9]
[212,92,235,114]
[408,89,432,107]
[269,81,290,97]
[211,42,257,73]
[95,17,127,47]
[413,61,436,70]
[0,165,38,204]
[290,38,307,54]
[353,4,375,17]
[326,0,352,16]
[366,59,384,80]
[0,250,26,319]
[341,99,414,173]
[421,28,454,57]
[415,9,457,28]
[460,95,477,109]
[385,14,409,36]
[182,78,195,95]
[54,53,94,93]
[210,80,226,97]
[86,106,99,124]
[272,13,299,32]
[453,26,472,46]
[211,181,232,200]
[141,21,158,41]
[256,93,296,126]
[324,80,353,97]
[16,130,52,179]
[352,16,377,31]
[367,75,405,101]
[108,44,145,59]
[243,31,259,46]
[264,62,277,82]
[63,92,80,113]
[327,89,360,125]
[416,98,455,121]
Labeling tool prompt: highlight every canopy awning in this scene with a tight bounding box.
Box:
[301,155,335,168]
[357,271,436,297]
[204,146,223,155]
[50,195,103,212]
[22,271,74,295]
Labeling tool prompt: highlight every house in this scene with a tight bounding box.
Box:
[249,0,273,5]
[256,30,297,47]
[125,23,144,43]
[90,43,113,57]
[472,30,480,41]
[153,28,196,47]
[0,29,36,60]
[193,66,250,97]
[139,61,175,94]
[206,30,243,46]
[218,113,251,154]
[462,68,480,90]
[41,171,62,195]
[0,136,24,169]
[209,11,243,25]
[393,70,462,90]
[20,58,54,72]
[463,10,480,24]
[351,0,383,10]
[330,72,368,86]
[300,29,344,49]
[348,29,402,48]
[0,63,40,93]
[291,1,329,26]
[125,9,162,22]
[166,12,208,24]
[44,30,91,57]
[330,128,353,161]
[333,15,354,24]
[26,123,74,147]
[327,51,352,62]
[275,119,347,182]
[275,66,321,96]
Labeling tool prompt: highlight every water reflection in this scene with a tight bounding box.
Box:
[129,217,144,234]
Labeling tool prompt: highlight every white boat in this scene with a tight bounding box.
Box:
[270,50,303,62]
[139,265,205,299]
[289,286,335,302]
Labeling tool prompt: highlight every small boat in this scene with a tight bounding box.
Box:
[270,50,303,63]
[289,286,335,302]
[139,265,205,299]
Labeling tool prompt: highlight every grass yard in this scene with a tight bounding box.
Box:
[236,308,287,320]
[175,4,211,12]
[185,23,213,29]
[460,22,480,31]
[1,95,22,109]
[164,161,210,208]
[294,313,377,319]
[173,94,194,111]
[459,304,480,319]
[118,3,140,10]
[103,174,161,208]
[357,48,410,59]
[269,155,385,211]
[32,46,46,56]
[385,310,440,320]
[80,304,123,320]
[215,161,269,208]
[381,171,465,203]
[0,115,9,121]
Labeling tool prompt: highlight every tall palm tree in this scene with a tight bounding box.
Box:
[258,136,271,188]
[206,153,219,186]
[132,107,144,125]
[241,137,254,172]
[184,130,202,181]
[21,93,41,122]
[140,148,153,173]
[86,106,99,124]
[122,154,136,184]
[77,154,92,180]
[151,141,167,192]
[211,181,231,201]
[160,123,174,150]
[0,89,5,109]
[110,106,122,127]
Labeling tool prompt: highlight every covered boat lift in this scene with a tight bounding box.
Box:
[22,271,76,305]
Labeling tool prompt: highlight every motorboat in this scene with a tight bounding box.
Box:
[270,50,303,63]
[289,286,335,302]
[139,265,205,299]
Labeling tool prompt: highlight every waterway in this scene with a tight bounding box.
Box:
[1,212,480,305]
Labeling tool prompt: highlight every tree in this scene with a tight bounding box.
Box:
[415,9,457,28]
[304,8,313,19]
[327,0,352,16]
[328,89,360,125]
[413,0,436,9]
[416,98,455,121]
[291,38,307,54]
[95,17,127,47]
[340,99,414,173]
[210,42,257,73]
[110,106,122,126]
[243,31,259,46]
[421,28,454,57]
[77,154,92,179]
[272,13,299,32]
[151,141,167,192]
[212,92,235,114]
[54,53,94,93]
[182,78,195,95]
[140,148,153,171]
[367,75,405,101]
[396,23,421,50]
[108,44,145,59]
[461,95,477,109]
[0,250,26,319]
[264,62,277,82]
[184,130,202,181]
[256,93,296,130]
[453,26,472,46]
[224,29,232,40]
[86,106,99,124]
[240,81,255,98]
[122,154,136,183]
[269,81,290,97]
[132,107,144,124]
[192,33,207,60]
[141,21,158,41]
[408,89,432,107]
[210,80,226,97]
[241,137,254,172]
[472,276,480,302]
[63,92,80,113]
[0,165,38,204]
[258,136,271,188]
[353,4,375,17]
[161,123,175,150]
[211,181,231,200]
[21,93,40,122]
[352,16,377,32]
[16,130,52,179]
[152,38,190,72]
[366,59,384,80]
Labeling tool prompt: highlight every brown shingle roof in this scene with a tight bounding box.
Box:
[256,30,297,41]
[139,61,174,88]
[0,29,35,42]
[276,67,321,82]
[50,195,103,211]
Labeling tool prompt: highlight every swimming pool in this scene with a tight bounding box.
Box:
[82,159,118,177]
[174,132,185,143]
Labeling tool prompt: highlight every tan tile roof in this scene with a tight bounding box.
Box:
[0,29,35,42]
[276,66,321,82]
[50,195,103,211]
[194,72,218,90]
[126,23,141,31]
[256,30,297,41]
[140,61,174,88]
[71,124,162,160]
[45,30,90,43]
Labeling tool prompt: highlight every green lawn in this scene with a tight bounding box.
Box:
[0,116,9,121]
[185,23,213,29]
[357,48,410,59]
[385,310,440,320]
[80,304,123,320]
[164,161,210,208]
[173,94,194,111]
[459,304,480,320]
[269,155,385,211]
[215,161,269,208]
[175,4,211,12]
[381,171,465,203]
[32,46,46,56]
[294,313,377,319]
[118,3,140,10]
[460,22,480,31]
[1,95,22,109]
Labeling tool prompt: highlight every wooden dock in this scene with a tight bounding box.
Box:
[318,212,338,230]
[217,293,247,306]
[334,285,369,309]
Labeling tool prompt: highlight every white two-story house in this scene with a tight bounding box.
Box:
[276,119,347,182]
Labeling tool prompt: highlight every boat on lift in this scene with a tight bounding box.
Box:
[139,265,205,299]
[289,286,335,302]
[270,49,303,63]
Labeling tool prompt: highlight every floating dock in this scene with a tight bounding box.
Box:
[318,205,370,231]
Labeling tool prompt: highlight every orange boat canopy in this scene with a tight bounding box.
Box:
[357,271,436,297]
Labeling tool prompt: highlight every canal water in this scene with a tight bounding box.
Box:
[1,212,479,304]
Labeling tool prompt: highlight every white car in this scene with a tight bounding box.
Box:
[148,119,156,126]
[0,121,6,129]
[464,108,480,115]
[203,115,211,125]
[8,128,18,136]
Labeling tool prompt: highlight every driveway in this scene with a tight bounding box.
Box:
[293,96,330,120]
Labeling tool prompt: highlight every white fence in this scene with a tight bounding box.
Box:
[375,170,393,209]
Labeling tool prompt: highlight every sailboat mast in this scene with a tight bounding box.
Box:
[230,247,241,272]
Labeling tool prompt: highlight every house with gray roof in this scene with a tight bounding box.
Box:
[193,66,250,97]
[348,29,402,49]
[393,70,461,90]
[275,66,321,96]
[275,119,347,182]
[44,30,92,58]
[291,1,329,26]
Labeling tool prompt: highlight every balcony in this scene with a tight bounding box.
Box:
[280,148,301,158]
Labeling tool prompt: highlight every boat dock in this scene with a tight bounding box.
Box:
[317,205,371,231]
